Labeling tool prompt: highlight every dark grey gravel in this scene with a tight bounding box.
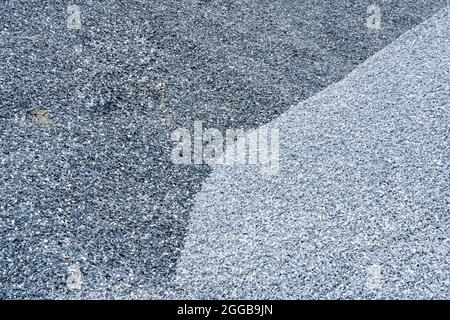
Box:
[0,1,447,298]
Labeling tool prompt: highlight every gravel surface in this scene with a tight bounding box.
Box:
[0,1,447,298]
[176,8,449,299]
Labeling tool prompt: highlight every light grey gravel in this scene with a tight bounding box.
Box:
[176,8,450,299]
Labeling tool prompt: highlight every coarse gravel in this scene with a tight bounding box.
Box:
[0,1,448,298]
[176,8,450,299]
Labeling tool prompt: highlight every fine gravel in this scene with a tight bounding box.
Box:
[176,8,450,299]
[0,1,447,298]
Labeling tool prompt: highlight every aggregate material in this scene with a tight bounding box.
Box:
[0,1,447,298]
[177,8,450,299]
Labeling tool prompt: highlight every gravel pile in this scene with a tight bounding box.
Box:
[0,1,447,298]
[176,8,449,299]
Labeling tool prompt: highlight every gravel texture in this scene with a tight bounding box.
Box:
[0,1,447,298]
[176,8,450,299]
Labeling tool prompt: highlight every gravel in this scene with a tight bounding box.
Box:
[176,8,450,299]
[0,1,447,298]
